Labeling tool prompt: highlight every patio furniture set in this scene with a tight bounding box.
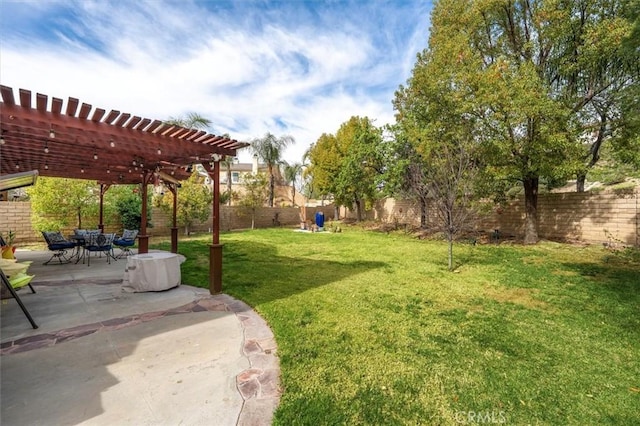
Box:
[1,229,183,329]
[42,229,139,266]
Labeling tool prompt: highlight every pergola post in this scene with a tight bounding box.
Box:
[98,184,110,232]
[138,172,152,254]
[207,159,223,294]
[169,183,178,253]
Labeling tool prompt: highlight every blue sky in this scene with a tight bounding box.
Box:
[0,0,433,163]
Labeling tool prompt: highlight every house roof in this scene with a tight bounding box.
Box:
[0,85,248,185]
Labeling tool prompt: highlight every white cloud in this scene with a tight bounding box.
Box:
[0,0,433,164]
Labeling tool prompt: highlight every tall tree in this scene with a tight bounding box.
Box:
[561,0,640,190]
[106,185,152,231]
[397,0,638,243]
[307,117,384,221]
[283,161,303,206]
[27,177,98,231]
[164,112,219,222]
[305,133,341,202]
[394,29,480,268]
[158,171,212,235]
[383,126,431,228]
[610,78,640,170]
[221,155,235,206]
[165,112,212,130]
[238,173,269,229]
[250,132,295,207]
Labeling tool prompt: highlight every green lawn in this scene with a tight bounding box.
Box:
[152,226,639,425]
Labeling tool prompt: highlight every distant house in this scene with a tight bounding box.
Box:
[199,157,296,206]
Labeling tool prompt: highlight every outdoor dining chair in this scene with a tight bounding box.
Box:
[84,233,117,266]
[114,229,138,258]
[71,229,100,263]
[42,231,78,265]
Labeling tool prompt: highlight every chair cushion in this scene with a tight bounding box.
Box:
[44,231,66,244]
[115,238,135,247]
[122,229,138,240]
[49,242,76,250]
[8,272,35,289]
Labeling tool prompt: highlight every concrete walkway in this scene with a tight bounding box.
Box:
[1,250,280,425]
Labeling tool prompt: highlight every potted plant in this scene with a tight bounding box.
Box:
[1,230,17,259]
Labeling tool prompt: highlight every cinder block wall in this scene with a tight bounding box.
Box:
[0,202,37,244]
[339,189,639,246]
[3,191,637,246]
[0,202,338,243]
[479,190,638,245]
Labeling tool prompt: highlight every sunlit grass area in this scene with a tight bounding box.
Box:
[152,226,639,425]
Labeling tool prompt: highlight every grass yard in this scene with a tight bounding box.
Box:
[152,226,639,425]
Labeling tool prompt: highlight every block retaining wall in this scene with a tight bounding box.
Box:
[0,202,337,243]
[2,191,637,246]
[339,190,639,247]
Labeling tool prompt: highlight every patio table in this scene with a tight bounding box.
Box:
[68,234,86,263]
[122,252,180,292]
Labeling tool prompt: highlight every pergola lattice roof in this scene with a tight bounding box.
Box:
[0,85,248,185]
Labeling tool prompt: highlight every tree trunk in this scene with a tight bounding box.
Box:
[268,166,275,207]
[420,197,427,228]
[226,163,232,206]
[291,185,296,206]
[251,209,255,229]
[77,208,82,229]
[355,198,362,222]
[576,172,586,192]
[577,113,606,193]
[334,205,340,220]
[448,237,453,271]
[523,176,539,244]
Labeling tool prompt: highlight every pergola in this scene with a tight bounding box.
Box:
[0,85,248,293]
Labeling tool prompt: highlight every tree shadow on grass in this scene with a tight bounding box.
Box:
[559,260,639,335]
[171,239,387,305]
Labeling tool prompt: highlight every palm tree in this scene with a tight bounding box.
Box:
[283,162,303,206]
[221,155,235,205]
[250,132,295,207]
[165,112,212,130]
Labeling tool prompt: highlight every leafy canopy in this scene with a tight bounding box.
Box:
[27,177,99,231]
[306,116,384,219]
[157,171,212,234]
[395,0,639,243]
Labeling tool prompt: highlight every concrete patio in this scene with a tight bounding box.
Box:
[1,249,280,425]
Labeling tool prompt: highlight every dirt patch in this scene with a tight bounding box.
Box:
[551,270,580,277]
[521,256,546,265]
[484,287,549,310]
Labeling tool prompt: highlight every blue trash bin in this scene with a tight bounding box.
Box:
[315,211,325,228]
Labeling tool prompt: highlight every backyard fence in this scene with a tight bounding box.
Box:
[2,190,638,246]
[339,189,639,247]
[0,202,337,244]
